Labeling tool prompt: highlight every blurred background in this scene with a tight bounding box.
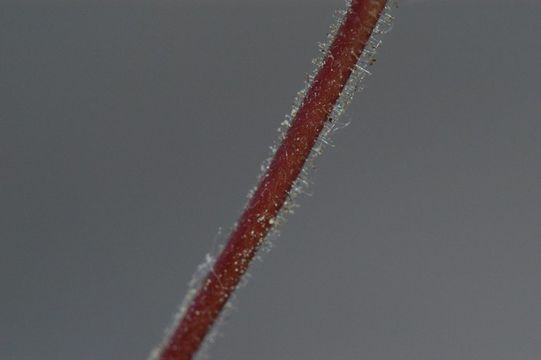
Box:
[2,0,541,359]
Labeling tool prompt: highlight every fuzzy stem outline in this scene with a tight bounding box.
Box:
[157,1,389,358]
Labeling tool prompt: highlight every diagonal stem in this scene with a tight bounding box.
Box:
[156,1,388,358]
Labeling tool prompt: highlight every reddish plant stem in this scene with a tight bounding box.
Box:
[158,1,388,358]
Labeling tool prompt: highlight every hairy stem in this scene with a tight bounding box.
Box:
[156,1,389,358]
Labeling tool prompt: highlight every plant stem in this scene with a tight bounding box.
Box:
[156,1,388,358]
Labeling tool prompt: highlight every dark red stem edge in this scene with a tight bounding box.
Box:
[158,1,388,358]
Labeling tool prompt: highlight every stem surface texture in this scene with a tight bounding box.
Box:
[158,1,388,358]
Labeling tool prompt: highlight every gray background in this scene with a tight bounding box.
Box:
[2,0,541,359]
